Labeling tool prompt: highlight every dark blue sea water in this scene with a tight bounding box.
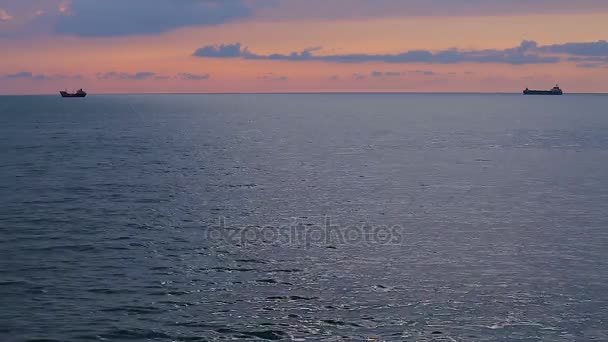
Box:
[1,94,608,341]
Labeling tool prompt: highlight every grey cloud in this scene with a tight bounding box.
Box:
[258,0,608,21]
[194,41,561,65]
[567,54,608,68]
[577,63,605,69]
[4,71,37,79]
[54,0,264,37]
[541,40,608,56]
[368,70,438,78]
[193,43,247,58]
[410,70,437,76]
[371,71,402,77]
[569,56,608,62]
[78,72,213,80]
[178,73,211,80]
[5,1,608,38]
[97,72,157,80]
[2,71,83,80]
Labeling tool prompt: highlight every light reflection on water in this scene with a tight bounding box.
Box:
[1,94,608,341]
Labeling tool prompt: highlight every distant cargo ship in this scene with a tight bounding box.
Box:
[60,89,87,98]
[523,85,563,95]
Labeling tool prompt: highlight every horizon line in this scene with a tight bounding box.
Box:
[2,91,608,96]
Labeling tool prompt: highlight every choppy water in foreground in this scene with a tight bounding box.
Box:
[1,94,608,341]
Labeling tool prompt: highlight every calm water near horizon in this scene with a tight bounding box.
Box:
[1,94,608,341]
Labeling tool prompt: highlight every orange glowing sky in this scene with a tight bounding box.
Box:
[1,0,608,94]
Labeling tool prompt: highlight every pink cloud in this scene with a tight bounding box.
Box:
[0,9,13,21]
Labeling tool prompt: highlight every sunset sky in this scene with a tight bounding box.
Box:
[1,0,608,94]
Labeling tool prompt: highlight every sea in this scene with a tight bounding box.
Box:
[1,94,608,341]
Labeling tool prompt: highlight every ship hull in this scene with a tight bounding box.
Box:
[523,90,562,95]
[60,91,86,98]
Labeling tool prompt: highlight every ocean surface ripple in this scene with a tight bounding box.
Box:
[1,94,608,341]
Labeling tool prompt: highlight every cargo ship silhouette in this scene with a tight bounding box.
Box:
[60,89,87,98]
[523,85,563,95]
